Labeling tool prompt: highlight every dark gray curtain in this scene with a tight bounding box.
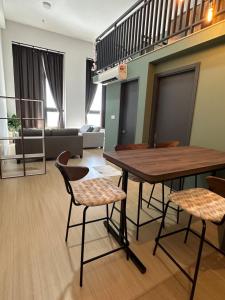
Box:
[42,51,64,128]
[85,59,97,122]
[12,44,46,128]
[101,86,106,128]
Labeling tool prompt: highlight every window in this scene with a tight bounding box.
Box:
[46,79,59,128]
[87,84,102,126]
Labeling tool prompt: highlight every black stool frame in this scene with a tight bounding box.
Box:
[111,173,199,241]
[153,200,225,300]
[56,152,129,287]
[147,180,183,224]
[147,175,198,225]
[110,176,162,240]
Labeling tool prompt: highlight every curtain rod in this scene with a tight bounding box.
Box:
[12,41,65,55]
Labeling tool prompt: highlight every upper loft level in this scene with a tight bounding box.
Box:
[95,0,225,73]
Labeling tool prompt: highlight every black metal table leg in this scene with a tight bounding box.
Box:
[136,182,143,241]
[103,219,146,273]
[103,169,147,274]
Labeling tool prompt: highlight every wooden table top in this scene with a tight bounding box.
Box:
[103,146,225,183]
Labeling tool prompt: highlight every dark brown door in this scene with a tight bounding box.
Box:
[118,80,139,145]
[150,64,199,146]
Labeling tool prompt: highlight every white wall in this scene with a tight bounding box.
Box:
[1,20,93,128]
[0,29,8,155]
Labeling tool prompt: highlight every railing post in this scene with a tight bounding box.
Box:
[190,0,198,33]
[95,0,225,72]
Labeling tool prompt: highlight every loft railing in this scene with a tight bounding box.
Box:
[95,0,225,72]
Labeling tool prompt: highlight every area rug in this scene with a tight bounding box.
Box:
[93,165,121,177]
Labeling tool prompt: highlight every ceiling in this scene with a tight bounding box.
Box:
[2,0,137,42]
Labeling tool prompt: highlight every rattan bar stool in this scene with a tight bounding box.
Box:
[55,151,129,287]
[153,176,225,300]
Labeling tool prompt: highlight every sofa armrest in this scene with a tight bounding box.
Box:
[82,132,104,148]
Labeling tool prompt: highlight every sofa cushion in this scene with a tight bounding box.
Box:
[21,128,51,136]
[45,129,52,136]
[80,125,92,133]
[92,126,101,132]
[22,128,42,136]
[51,128,78,136]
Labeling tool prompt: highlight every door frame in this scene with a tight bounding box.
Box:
[148,63,200,147]
[118,78,139,145]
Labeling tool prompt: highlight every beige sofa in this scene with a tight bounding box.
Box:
[79,125,104,149]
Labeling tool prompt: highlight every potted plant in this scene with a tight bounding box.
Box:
[8,114,21,137]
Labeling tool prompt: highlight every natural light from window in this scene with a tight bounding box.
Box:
[46,79,59,128]
[87,84,102,126]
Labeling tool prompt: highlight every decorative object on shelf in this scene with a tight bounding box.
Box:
[0,96,46,179]
[8,114,21,138]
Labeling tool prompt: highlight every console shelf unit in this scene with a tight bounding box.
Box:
[0,96,46,179]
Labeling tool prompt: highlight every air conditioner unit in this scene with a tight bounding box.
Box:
[93,64,127,85]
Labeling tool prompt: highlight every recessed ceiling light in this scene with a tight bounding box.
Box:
[42,1,52,10]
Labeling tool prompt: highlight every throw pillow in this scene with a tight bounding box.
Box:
[87,126,94,132]
[80,125,91,133]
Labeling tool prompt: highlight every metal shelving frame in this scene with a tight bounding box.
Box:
[0,96,46,179]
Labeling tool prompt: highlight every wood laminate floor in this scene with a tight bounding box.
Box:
[0,149,225,300]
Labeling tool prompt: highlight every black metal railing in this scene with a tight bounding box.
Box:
[95,0,225,71]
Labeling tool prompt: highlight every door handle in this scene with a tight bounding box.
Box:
[122,129,126,134]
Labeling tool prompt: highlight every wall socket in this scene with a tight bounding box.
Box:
[111,115,116,120]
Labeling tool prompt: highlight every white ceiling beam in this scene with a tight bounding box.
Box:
[0,0,5,29]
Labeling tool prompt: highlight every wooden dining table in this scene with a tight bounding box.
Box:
[103,146,225,273]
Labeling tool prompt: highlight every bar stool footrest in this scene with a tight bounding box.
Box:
[83,245,126,265]
[112,205,163,228]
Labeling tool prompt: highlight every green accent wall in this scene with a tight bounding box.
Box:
[104,82,121,151]
[104,20,225,151]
